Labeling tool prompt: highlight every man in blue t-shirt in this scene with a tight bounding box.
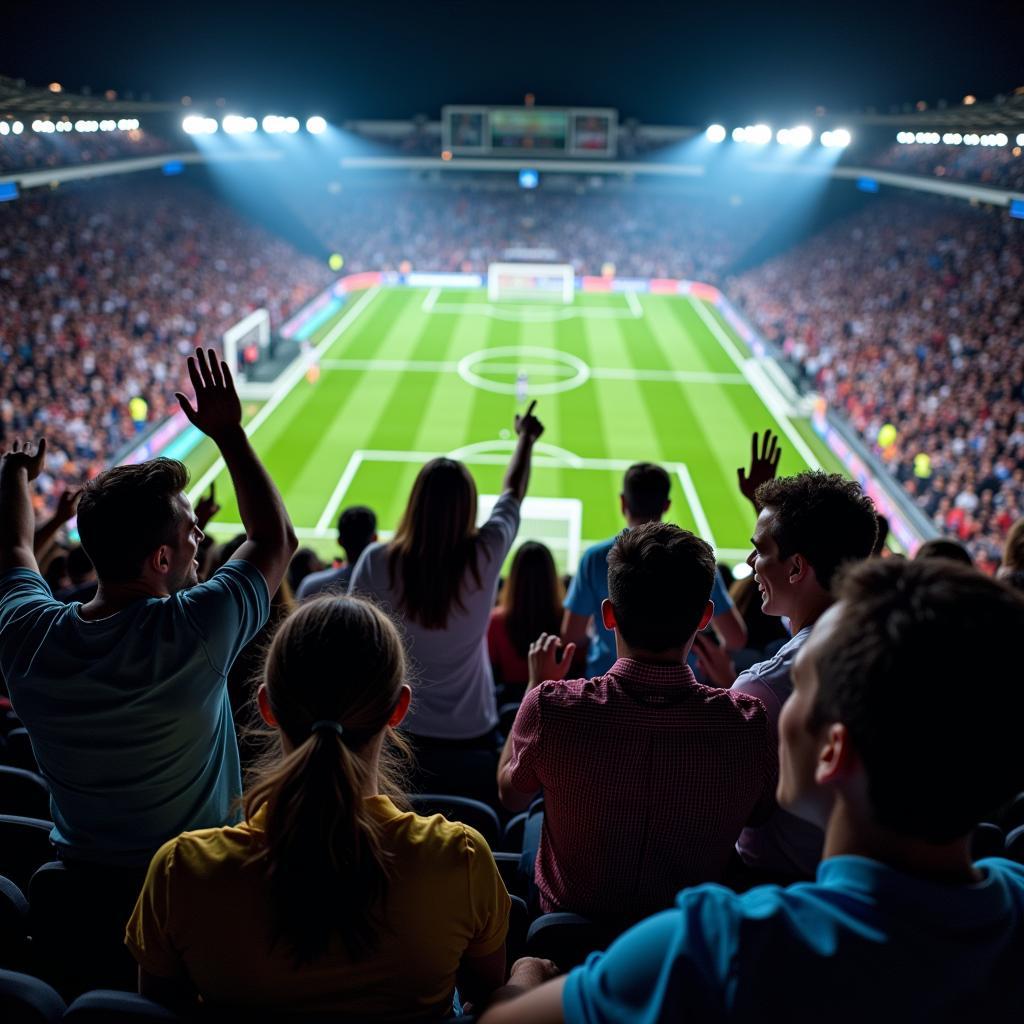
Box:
[0,347,297,866]
[482,558,1024,1022]
[562,463,745,675]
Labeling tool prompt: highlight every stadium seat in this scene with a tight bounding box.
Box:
[29,861,143,999]
[407,746,499,808]
[525,913,618,970]
[62,990,179,1022]
[409,794,501,849]
[507,894,530,967]
[4,731,38,774]
[972,822,1005,860]
[1,711,20,735]
[0,767,50,820]
[0,876,30,972]
[0,816,53,893]
[1006,825,1024,866]
[500,797,544,853]
[1000,792,1024,833]
[498,702,521,737]
[0,967,65,1024]
[493,852,527,899]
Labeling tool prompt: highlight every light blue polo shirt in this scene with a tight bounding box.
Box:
[0,560,269,865]
[566,534,732,677]
[564,855,1024,1021]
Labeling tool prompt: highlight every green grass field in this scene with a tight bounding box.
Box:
[184,285,840,571]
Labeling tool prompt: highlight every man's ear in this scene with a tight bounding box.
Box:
[788,553,810,586]
[149,545,173,578]
[388,685,412,728]
[619,493,628,519]
[698,599,714,631]
[662,499,671,515]
[257,684,278,728]
[600,598,617,632]
[814,722,858,787]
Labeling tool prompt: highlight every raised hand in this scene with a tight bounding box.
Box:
[175,348,242,444]
[737,429,781,511]
[195,483,221,530]
[1,438,47,481]
[54,487,83,523]
[514,400,544,445]
[693,632,738,689]
[527,632,577,688]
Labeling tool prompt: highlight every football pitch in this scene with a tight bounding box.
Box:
[184,285,840,571]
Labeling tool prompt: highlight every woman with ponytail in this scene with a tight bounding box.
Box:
[127,595,510,1019]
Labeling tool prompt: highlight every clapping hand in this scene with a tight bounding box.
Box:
[737,430,781,511]
[175,348,242,444]
[527,632,576,688]
[1,438,47,481]
[515,400,544,445]
[195,483,221,530]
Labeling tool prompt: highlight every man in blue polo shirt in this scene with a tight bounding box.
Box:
[0,347,297,866]
[482,558,1024,1021]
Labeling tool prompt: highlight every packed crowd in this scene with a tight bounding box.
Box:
[1,352,1023,1020]
[0,178,333,516]
[731,197,1024,570]
[871,141,1024,193]
[0,128,174,175]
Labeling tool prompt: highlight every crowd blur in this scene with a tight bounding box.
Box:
[870,142,1024,193]
[0,128,174,174]
[731,197,1024,570]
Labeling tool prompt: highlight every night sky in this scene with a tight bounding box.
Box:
[3,1,1021,124]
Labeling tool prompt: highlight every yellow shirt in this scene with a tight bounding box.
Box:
[126,796,510,1021]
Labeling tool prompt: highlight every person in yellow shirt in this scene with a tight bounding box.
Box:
[126,595,510,1020]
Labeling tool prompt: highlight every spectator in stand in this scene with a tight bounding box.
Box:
[695,472,878,882]
[482,558,1024,1023]
[498,522,777,922]
[998,516,1024,580]
[0,348,297,871]
[914,537,974,565]
[297,505,377,599]
[128,594,510,1018]
[562,463,746,678]
[54,544,97,603]
[287,548,324,595]
[350,403,544,803]
[488,541,579,700]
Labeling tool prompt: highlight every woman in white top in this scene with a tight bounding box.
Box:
[350,403,543,801]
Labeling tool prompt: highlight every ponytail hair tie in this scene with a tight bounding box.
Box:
[310,720,345,739]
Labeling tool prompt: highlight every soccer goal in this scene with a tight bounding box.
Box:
[487,263,575,304]
[222,308,270,386]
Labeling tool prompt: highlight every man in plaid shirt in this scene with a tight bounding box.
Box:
[498,522,777,921]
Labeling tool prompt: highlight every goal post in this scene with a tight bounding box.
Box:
[222,308,270,382]
[487,262,575,303]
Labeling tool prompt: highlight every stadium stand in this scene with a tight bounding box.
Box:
[0,129,173,175]
[869,141,1024,192]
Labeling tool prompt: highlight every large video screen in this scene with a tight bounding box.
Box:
[443,106,617,158]
[489,109,568,152]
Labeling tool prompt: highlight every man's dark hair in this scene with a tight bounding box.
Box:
[755,472,878,591]
[811,558,1024,842]
[914,537,973,566]
[622,463,671,521]
[607,522,715,652]
[337,505,377,563]
[77,458,190,583]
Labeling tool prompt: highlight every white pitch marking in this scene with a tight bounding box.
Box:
[186,286,382,503]
[315,451,366,532]
[690,298,822,470]
[319,358,459,373]
[673,463,717,551]
[421,286,440,312]
[625,290,643,317]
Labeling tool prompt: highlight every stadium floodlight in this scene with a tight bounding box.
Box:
[283,116,300,134]
[182,115,218,135]
[731,126,747,142]
[705,123,726,143]
[964,133,980,146]
[99,119,116,132]
[0,122,7,136]
[776,128,790,145]
[994,133,1008,146]
[1018,133,1024,147]
[223,114,257,135]
[778,125,812,147]
[306,115,327,135]
[821,128,852,149]
[748,123,772,145]
[262,115,285,134]
[117,118,139,131]
[12,121,23,135]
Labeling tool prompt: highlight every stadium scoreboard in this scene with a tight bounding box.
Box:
[443,106,617,159]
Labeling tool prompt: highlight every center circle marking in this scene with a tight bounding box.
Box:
[456,346,591,396]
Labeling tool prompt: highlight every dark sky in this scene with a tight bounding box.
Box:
[3,1,1021,124]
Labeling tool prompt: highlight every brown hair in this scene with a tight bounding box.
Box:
[1002,517,1024,574]
[387,458,482,629]
[77,458,189,582]
[244,596,411,964]
[501,542,564,657]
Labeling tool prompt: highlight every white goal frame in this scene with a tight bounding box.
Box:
[487,262,575,304]
[222,308,270,387]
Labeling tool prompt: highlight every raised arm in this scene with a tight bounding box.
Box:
[176,348,297,595]
[502,401,545,503]
[33,486,82,559]
[0,438,47,575]
[737,429,781,514]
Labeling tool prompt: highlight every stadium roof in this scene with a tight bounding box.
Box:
[0,75,177,115]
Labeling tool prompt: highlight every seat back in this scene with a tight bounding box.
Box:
[0,816,53,893]
[409,794,501,849]
[526,912,618,971]
[972,822,1005,860]
[1006,824,1024,865]
[0,767,51,820]
[0,876,30,972]
[63,990,180,1022]
[5,730,39,774]
[0,967,65,1024]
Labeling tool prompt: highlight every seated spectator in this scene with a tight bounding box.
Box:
[350,404,543,803]
[54,545,97,604]
[287,547,324,595]
[915,537,974,566]
[694,472,878,881]
[562,463,745,677]
[0,348,296,868]
[728,573,789,654]
[297,505,377,599]
[498,522,776,921]
[127,595,510,1018]
[482,559,1024,1022]
[488,541,580,699]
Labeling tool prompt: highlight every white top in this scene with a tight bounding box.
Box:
[349,492,520,739]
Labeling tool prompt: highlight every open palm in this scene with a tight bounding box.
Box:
[175,348,242,443]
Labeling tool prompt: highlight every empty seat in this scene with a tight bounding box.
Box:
[409,794,501,849]
[526,912,618,971]
[0,767,50,820]
[0,875,30,972]
[0,967,65,1024]
[1006,825,1024,865]
[0,816,53,893]
[4,731,38,774]
[63,990,179,1022]
[972,822,1005,860]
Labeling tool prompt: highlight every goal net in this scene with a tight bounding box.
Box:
[487,263,575,303]
[222,308,271,382]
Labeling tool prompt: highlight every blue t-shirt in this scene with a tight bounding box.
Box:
[0,561,270,865]
[566,534,732,677]
[564,855,1024,1022]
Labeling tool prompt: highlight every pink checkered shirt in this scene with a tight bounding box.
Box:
[505,657,777,919]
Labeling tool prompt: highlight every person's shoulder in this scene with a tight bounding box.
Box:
[297,565,348,598]
[388,804,494,867]
[580,536,616,566]
[163,817,262,880]
[699,679,772,723]
[0,567,55,603]
[533,675,605,709]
